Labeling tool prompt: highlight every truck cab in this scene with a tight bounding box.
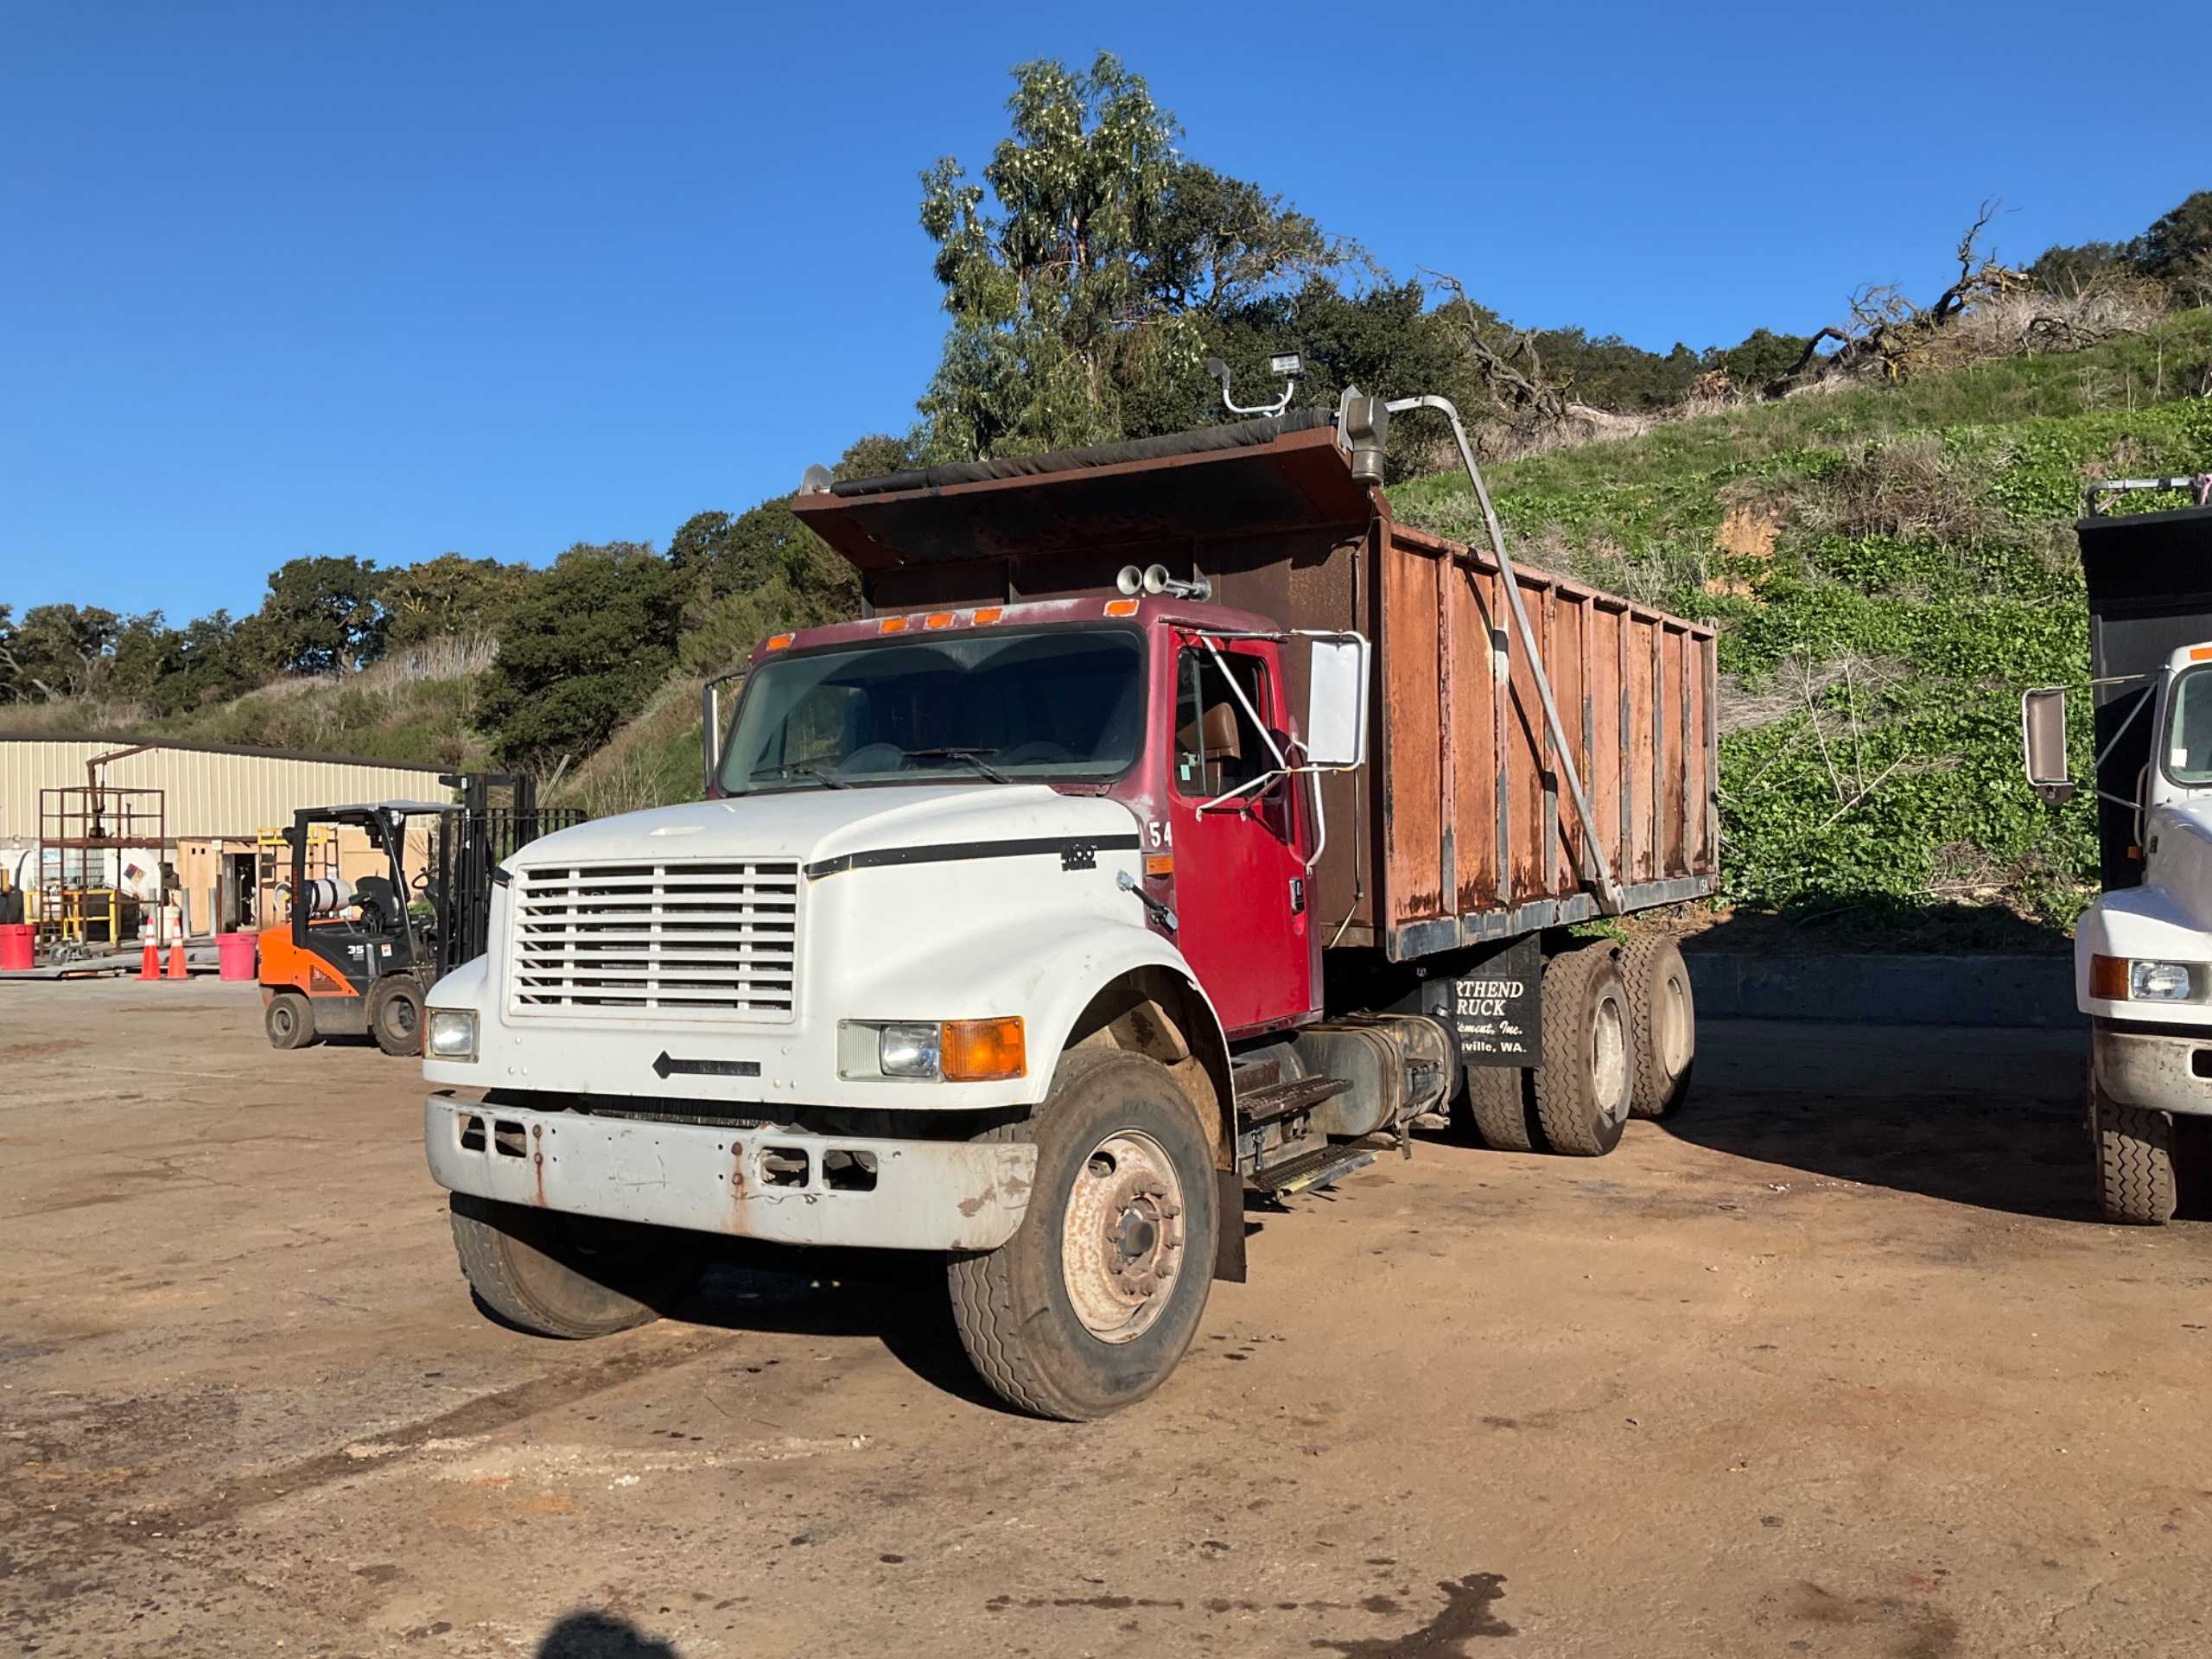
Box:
[2025,478,2212,1222]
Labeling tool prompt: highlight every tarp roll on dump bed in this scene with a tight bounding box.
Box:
[794,411,1718,962]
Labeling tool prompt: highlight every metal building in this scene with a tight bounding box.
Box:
[0,734,452,938]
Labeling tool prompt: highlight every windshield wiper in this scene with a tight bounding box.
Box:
[748,761,849,790]
[899,746,1014,783]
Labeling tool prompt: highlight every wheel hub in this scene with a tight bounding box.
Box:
[1062,1131,1186,1343]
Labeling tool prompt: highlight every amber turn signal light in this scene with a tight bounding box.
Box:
[941,1017,1025,1081]
[2089,954,2129,1001]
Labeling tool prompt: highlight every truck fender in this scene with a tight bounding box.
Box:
[988,918,1234,1166]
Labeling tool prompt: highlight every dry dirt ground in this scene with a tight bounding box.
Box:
[5,977,2210,1659]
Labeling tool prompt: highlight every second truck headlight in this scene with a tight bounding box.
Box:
[2090,955,2202,1002]
[426,1008,480,1061]
[2131,960,2196,1001]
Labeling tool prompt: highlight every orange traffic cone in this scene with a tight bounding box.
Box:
[166,942,188,980]
[139,939,160,981]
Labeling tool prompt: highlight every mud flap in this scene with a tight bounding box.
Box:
[1213,1167,1248,1283]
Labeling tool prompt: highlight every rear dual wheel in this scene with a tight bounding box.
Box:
[1621,934,1695,1120]
[1461,944,1636,1157]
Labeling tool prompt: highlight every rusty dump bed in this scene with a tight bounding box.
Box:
[794,413,1718,962]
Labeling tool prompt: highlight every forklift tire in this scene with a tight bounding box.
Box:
[368,976,424,1057]
[1533,944,1635,1157]
[449,1192,701,1339]
[2089,1087,2177,1226]
[265,992,316,1050]
[1463,1066,1538,1152]
[946,1049,1217,1421]
[1621,935,1695,1120]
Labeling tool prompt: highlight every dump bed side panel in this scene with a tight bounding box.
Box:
[1378,525,1717,961]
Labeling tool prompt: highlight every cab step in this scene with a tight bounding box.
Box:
[1235,1072,1352,1129]
[1249,1141,1379,1198]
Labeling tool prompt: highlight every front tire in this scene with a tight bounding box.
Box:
[1533,944,1635,1157]
[947,1049,1218,1421]
[368,976,424,1057]
[2090,1087,2177,1225]
[449,1193,702,1338]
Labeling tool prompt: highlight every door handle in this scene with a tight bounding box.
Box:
[1289,876,1306,915]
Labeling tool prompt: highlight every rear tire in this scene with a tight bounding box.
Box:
[947,1049,1217,1421]
[1621,935,1695,1119]
[449,1192,702,1338]
[2090,1088,2177,1225]
[265,991,316,1050]
[368,976,424,1057]
[1463,1066,1538,1152]
[1533,944,1635,1157]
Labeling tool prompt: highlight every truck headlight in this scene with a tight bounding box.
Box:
[2131,960,2196,1001]
[879,1023,943,1079]
[2090,955,2202,1002]
[426,1008,480,1061]
[851,1018,1026,1082]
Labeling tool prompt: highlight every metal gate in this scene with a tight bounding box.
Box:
[434,772,584,976]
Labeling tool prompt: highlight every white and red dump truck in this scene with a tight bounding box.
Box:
[421,387,1718,1418]
[2024,471,2212,1224]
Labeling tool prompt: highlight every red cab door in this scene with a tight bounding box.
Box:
[1163,637,1315,1034]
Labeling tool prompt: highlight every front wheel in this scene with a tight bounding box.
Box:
[449,1193,702,1338]
[947,1049,1219,1421]
[2089,1087,2177,1225]
[368,976,424,1057]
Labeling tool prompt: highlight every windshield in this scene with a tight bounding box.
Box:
[719,626,1144,794]
[2167,666,2212,785]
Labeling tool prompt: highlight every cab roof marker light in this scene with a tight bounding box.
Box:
[924,612,956,630]
[879,616,910,634]
[765,632,794,651]
[1104,598,1140,618]
[973,607,1004,625]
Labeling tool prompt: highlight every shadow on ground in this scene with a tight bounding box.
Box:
[538,1611,682,1657]
[1662,1018,2102,1221]
[664,1249,1015,1413]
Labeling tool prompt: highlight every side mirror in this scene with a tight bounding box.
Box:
[702,669,744,794]
[2022,687,2074,804]
[1306,635,1370,767]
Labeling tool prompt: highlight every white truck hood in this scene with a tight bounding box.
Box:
[509,783,1133,872]
[2078,798,2212,1026]
[2145,800,2212,934]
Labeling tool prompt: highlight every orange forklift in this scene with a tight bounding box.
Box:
[259,800,461,1053]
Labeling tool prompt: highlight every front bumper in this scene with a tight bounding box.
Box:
[424,1093,1035,1250]
[2091,1022,2212,1118]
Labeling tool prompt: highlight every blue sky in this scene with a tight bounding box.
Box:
[3,0,2202,624]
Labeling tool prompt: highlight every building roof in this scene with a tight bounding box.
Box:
[0,732,451,773]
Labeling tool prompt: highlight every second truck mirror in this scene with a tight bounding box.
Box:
[1306,636,1370,767]
[2022,687,2073,804]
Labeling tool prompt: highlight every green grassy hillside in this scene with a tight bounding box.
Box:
[1395,308,2212,930]
[0,649,495,772]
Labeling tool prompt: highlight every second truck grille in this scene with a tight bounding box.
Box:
[510,859,799,1020]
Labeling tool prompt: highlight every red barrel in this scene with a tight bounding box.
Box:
[216,931,258,982]
[0,924,31,972]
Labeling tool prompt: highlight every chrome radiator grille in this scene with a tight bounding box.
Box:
[509,858,799,1020]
